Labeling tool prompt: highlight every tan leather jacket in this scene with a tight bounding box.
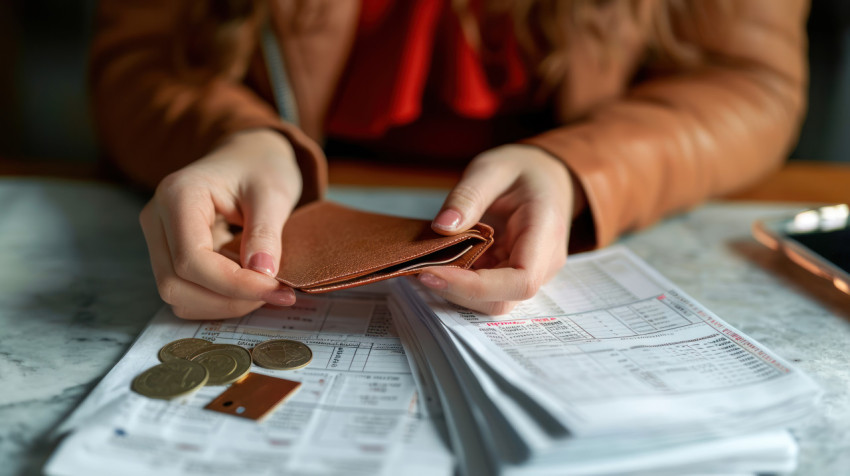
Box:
[90,0,809,248]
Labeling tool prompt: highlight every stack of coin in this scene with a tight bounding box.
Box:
[185,343,253,386]
[132,337,314,400]
[133,338,251,400]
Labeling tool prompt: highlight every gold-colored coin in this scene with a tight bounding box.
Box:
[252,339,313,370]
[158,338,212,362]
[190,345,252,385]
[131,359,209,400]
[187,343,237,359]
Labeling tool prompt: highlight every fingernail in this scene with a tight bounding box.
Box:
[247,252,276,277]
[433,209,463,231]
[419,273,448,290]
[263,287,295,306]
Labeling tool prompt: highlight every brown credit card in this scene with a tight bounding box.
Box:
[205,372,301,422]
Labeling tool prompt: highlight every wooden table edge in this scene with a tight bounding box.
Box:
[1,158,848,204]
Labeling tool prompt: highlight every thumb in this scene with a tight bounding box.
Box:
[432,161,515,235]
[240,186,296,278]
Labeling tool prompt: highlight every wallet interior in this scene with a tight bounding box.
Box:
[312,242,475,289]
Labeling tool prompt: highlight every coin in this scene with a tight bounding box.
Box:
[158,338,212,362]
[190,345,252,385]
[131,359,209,400]
[187,343,238,359]
[252,339,313,370]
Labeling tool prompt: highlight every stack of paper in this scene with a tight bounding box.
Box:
[45,246,820,476]
[391,246,821,476]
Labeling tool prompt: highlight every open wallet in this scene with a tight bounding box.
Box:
[220,200,494,293]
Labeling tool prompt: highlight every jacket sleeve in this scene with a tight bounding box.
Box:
[522,0,809,248]
[89,0,326,203]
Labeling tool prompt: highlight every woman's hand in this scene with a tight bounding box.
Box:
[418,144,576,315]
[140,129,302,319]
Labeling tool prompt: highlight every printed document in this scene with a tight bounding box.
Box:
[392,246,820,475]
[45,244,819,476]
[45,287,453,476]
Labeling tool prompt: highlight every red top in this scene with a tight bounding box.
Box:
[325,0,551,164]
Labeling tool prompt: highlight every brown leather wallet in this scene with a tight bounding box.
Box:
[220,200,494,293]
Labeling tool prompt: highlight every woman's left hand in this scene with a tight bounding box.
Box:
[418,144,577,315]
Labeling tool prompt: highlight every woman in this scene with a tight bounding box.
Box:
[90,0,808,318]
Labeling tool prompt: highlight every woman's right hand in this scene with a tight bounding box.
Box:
[140,128,302,319]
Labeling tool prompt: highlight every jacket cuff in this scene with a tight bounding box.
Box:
[520,130,616,250]
[267,122,327,207]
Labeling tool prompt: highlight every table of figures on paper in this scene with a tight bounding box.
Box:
[43,288,453,476]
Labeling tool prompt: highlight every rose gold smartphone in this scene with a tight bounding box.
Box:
[752,204,850,296]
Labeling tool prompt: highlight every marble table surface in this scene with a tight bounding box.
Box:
[1,178,848,476]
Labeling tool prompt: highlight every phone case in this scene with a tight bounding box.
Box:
[220,200,494,293]
[752,206,850,296]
